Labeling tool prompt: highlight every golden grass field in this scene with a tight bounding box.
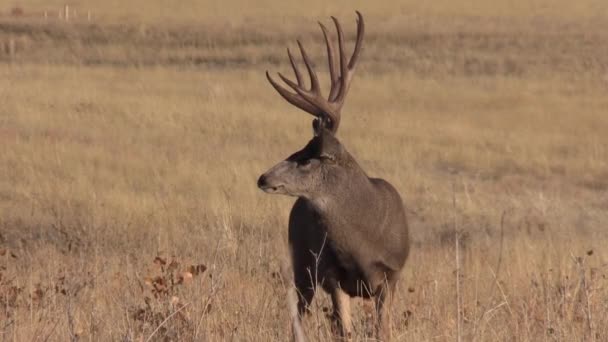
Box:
[1,1,608,341]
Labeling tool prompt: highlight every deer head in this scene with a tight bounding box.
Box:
[258,12,365,198]
[258,127,355,198]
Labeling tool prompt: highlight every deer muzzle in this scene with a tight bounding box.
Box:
[257,161,293,194]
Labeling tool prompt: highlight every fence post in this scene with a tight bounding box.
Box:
[64,4,69,21]
[8,38,16,59]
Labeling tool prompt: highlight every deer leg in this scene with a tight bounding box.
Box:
[289,273,315,342]
[330,287,352,340]
[294,267,316,317]
[373,280,396,341]
[282,261,309,342]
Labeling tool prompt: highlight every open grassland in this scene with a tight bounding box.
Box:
[1,1,608,341]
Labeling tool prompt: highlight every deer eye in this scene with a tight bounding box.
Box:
[299,159,312,166]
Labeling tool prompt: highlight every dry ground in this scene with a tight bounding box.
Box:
[1,1,608,341]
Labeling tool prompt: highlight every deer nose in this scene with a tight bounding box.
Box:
[257,174,268,189]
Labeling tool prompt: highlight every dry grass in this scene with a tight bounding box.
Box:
[1,1,608,341]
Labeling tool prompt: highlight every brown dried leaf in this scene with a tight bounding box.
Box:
[133,308,147,321]
[152,276,167,295]
[153,256,167,266]
[152,276,165,286]
[168,260,179,272]
[31,287,44,303]
[189,264,207,276]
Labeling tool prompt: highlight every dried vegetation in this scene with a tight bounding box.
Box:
[1,0,607,340]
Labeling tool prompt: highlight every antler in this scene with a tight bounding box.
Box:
[266,11,365,133]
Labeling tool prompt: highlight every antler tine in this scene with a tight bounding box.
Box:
[331,15,348,102]
[296,40,320,93]
[319,22,340,101]
[286,48,304,87]
[332,12,365,105]
[279,72,336,128]
[349,11,365,70]
[266,12,365,134]
[266,71,321,116]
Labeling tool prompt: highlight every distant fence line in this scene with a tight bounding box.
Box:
[5,5,93,22]
[46,5,92,22]
[2,5,94,59]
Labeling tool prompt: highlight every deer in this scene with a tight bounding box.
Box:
[257,12,410,341]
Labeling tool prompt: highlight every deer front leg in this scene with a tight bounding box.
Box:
[374,281,395,341]
[281,260,312,342]
[330,287,352,340]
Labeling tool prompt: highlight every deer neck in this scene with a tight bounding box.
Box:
[308,165,374,213]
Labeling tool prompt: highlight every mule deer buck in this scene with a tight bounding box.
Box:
[257,12,410,341]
